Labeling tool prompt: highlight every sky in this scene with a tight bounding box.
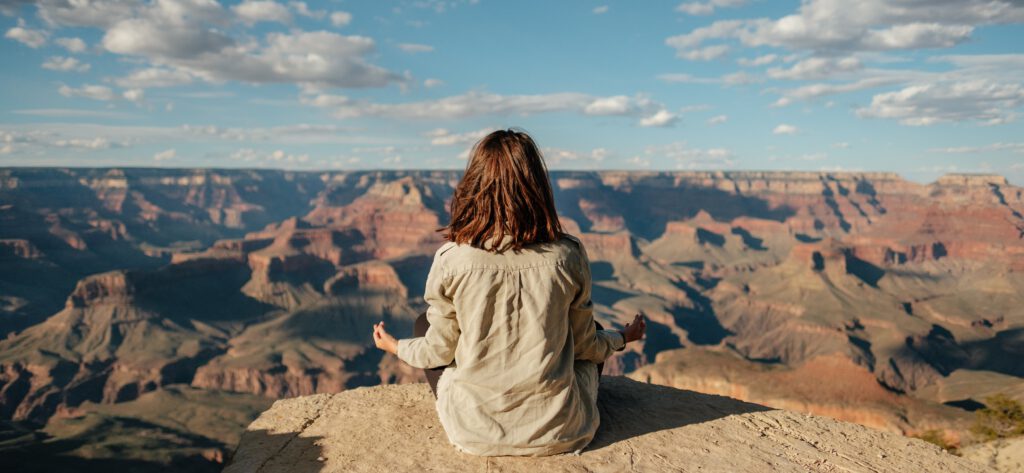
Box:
[1,0,1023,184]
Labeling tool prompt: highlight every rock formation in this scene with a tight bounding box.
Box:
[225,377,992,473]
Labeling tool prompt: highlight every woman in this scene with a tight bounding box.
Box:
[372,128,645,456]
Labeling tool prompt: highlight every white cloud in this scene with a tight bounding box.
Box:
[84,1,396,89]
[300,90,665,121]
[289,1,325,19]
[657,71,759,86]
[153,148,176,161]
[116,68,194,88]
[676,0,745,16]
[773,124,799,135]
[737,53,777,67]
[593,5,609,14]
[772,76,904,106]
[639,141,735,169]
[856,79,1024,126]
[233,0,292,24]
[796,152,827,161]
[180,123,359,143]
[767,56,863,80]
[584,95,637,115]
[680,104,712,113]
[54,137,116,149]
[122,88,145,103]
[12,108,137,119]
[104,17,401,89]
[37,0,140,28]
[424,127,494,146]
[676,44,730,61]
[55,37,87,53]
[929,142,1024,154]
[543,147,609,166]
[832,142,851,149]
[665,0,1024,56]
[232,148,310,164]
[722,71,762,85]
[330,11,353,27]
[639,109,678,127]
[657,73,720,84]
[707,114,728,125]
[59,84,118,101]
[627,155,651,168]
[5,19,47,48]
[397,43,434,53]
[42,56,91,72]
[423,78,444,88]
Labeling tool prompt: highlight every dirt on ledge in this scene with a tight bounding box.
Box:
[224,376,992,473]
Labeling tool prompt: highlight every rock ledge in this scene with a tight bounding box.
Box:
[225,377,991,473]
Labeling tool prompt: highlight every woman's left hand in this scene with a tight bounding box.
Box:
[373,321,399,355]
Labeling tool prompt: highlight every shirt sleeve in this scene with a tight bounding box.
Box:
[396,247,459,369]
[569,238,626,363]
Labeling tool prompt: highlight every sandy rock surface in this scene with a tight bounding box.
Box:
[963,436,1024,473]
[225,377,993,473]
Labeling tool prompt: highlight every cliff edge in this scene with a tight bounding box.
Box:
[224,377,991,473]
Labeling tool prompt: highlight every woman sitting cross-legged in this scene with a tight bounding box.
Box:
[372,128,646,456]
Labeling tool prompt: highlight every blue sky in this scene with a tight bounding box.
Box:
[1,0,1023,183]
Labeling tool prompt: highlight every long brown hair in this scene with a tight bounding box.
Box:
[442,128,564,253]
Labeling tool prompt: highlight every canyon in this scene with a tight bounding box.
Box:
[0,167,1022,471]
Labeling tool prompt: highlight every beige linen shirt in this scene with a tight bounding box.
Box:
[396,234,625,456]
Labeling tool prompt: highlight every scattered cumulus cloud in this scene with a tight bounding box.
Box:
[676,0,746,16]
[543,147,609,166]
[59,84,118,101]
[639,109,679,127]
[773,124,799,135]
[707,114,728,125]
[153,148,176,161]
[737,53,777,67]
[330,11,353,27]
[424,128,494,146]
[116,68,194,88]
[857,79,1024,126]
[640,141,735,169]
[42,56,90,72]
[5,19,47,48]
[86,1,399,89]
[232,0,292,25]
[54,137,118,149]
[55,37,87,53]
[289,1,325,19]
[676,44,730,61]
[929,142,1024,154]
[665,0,1021,57]
[302,90,668,124]
[767,56,863,80]
[232,148,310,164]
[397,43,434,53]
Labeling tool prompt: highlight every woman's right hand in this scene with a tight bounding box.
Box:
[621,312,646,343]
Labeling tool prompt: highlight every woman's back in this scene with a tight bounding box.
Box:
[397,234,625,456]
[372,128,642,456]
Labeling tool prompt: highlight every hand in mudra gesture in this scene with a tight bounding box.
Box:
[621,312,646,343]
[373,321,399,355]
